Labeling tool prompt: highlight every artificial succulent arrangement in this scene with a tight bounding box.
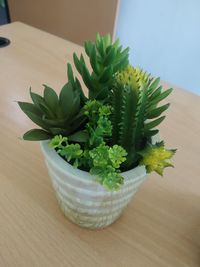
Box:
[18,34,176,191]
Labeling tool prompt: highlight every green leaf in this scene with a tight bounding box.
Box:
[18,102,50,129]
[75,78,87,104]
[103,34,111,48]
[90,86,108,100]
[81,64,94,90]
[55,106,64,119]
[145,116,165,131]
[67,63,75,87]
[113,38,120,49]
[23,111,49,129]
[59,82,74,118]
[18,101,42,116]
[103,47,116,65]
[90,45,100,74]
[108,145,127,168]
[89,143,109,167]
[43,117,68,127]
[148,77,160,95]
[80,54,86,65]
[69,112,86,133]
[147,103,170,119]
[96,33,101,44]
[145,129,159,137]
[59,144,83,161]
[116,45,123,54]
[116,47,129,61]
[113,54,129,72]
[149,86,162,100]
[96,35,105,57]
[23,129,51,141]
[73,53,82,74]
[43,85,59,111]
[150,88,173,106]
[38,102,55,119]
[48,135,68,149]
[29,88,44,108]
[68,131,89,143]
[102,172,124,191]
[99,65,113,83]
[68,92,80,117]
[84,41,93,56]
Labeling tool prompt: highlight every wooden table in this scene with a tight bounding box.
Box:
[0,22,199,267]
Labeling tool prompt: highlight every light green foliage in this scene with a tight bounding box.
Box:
[49,135,83,168]
[50,135,126,190]
[89,143,109,166]
[89,143,127,190]
[108,145,127,168]
[139,142,176,175]
[59,144,83,167]
[70,33,129,100]
[18,82,86,140]
[49,135,68,149]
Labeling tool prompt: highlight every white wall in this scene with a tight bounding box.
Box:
[116,0,200,95]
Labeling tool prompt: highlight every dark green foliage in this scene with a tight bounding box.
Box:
[23,129,52,141]
[18,82,86,140]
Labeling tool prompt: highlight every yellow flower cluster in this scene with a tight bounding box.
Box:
[140,143,176,175]
[115,65,149,90]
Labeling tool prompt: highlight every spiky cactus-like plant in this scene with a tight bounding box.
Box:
[110,65,173,170]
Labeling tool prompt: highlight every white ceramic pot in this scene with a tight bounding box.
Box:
[40,141,148,229]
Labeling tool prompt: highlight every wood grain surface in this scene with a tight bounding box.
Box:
[0,22,199,267]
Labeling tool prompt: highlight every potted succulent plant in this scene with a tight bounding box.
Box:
[18,34,176,229]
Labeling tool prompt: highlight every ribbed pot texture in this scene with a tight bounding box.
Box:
[40,141,148,229]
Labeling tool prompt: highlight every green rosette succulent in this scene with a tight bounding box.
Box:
[18,82,86,140]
